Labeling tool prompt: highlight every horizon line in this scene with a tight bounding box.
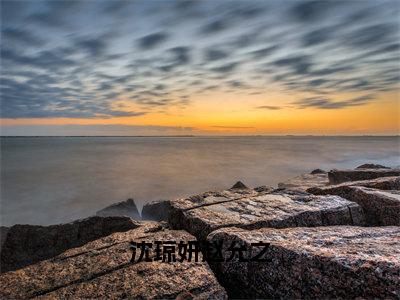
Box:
[1,135,399,138]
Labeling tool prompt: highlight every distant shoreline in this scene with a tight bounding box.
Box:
[1,135,399,138]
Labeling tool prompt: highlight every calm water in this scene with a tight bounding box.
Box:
[1,136,399,226]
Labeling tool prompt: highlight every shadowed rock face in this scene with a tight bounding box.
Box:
[0,216,140,273]
[278,172,329,191]
[169,189,365,241]
[0,222,227,299]
[328,168,400,184]
[230,181,248,189]
[310,168,326,174]
[356,163,390,169]
[96,198,140,220]
[141,199,172,221]
[309,185,400,226]
[207,226,400,299]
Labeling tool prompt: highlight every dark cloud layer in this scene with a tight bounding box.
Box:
[294,95,375,109]
[137,32,169,49]
[1,0,399,119]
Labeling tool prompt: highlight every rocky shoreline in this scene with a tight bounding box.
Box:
[1,163,399,299]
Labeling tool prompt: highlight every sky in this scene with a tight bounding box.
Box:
[1,0,399,136]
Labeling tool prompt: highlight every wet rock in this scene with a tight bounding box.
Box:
[356,163,390,169]
[328,168,400,184]
[277,172,329,192]
[0,222,227,299]
[230,181,248,189]
[309,185,400,226]
[207,226,400,299]
[168,189,364,241]
[96,198,140,220]
[310,168,326,174]
[0,216,139,273]
[141,199,171,221]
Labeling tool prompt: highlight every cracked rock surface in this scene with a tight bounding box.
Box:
[0,222,227,300]
[207,226,400,299]
[0,216,140,273]
[309,185,400,226]
[169,189,364,240]
[308,176,400,194]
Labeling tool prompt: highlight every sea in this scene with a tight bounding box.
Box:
[1,136,399,226]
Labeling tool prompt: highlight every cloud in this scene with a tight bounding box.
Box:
[310,65,354,76]
[248,46,278,59]
[290,1,338,22]
[169,46,191,65]
[204,48,229,61]
[200,19,228,35]
[347,24,396,48]
[1,48,76,70]
[28,12,67,27]
[211,126,254,129]
[256,105,282,110]
[228,5,267,19]
[0,76,146,119]
[293,95,375,109]
[2,0,399,122]
[2,27,45,46]
[211,62,239,73]
[27,0,83,27]
[228,80,247,88]
[302,27,332,47]
[137,32,169,49]
[102,0,133,14]
[273,55,312,75]
[75,37,108,57]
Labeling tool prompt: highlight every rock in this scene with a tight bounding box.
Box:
[308,176,400,194]
[328,168,400,184]
[0,226,9,248]
[0,216,140,273]
[96,198,140,220]
[278,172,329,192]
[309,185,400,226]
[310,168,326,174]
[230,181,248,189]
[356,163,390,169]
[207,226,400,299]
[0,222,227,299]
[141,199,171,221]
[253,185,274,193]
[168,189,364,241]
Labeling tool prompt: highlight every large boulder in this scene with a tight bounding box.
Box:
[168,188,364,241]
[309,185,400,226]
[0,222,227,299]
[141,199,172,221]
[207,226,400,299]
[96,198,140,220]
[278,172,329,192]
[328,168,400,184]
[308,176,400,194]
[0,216,139,273]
